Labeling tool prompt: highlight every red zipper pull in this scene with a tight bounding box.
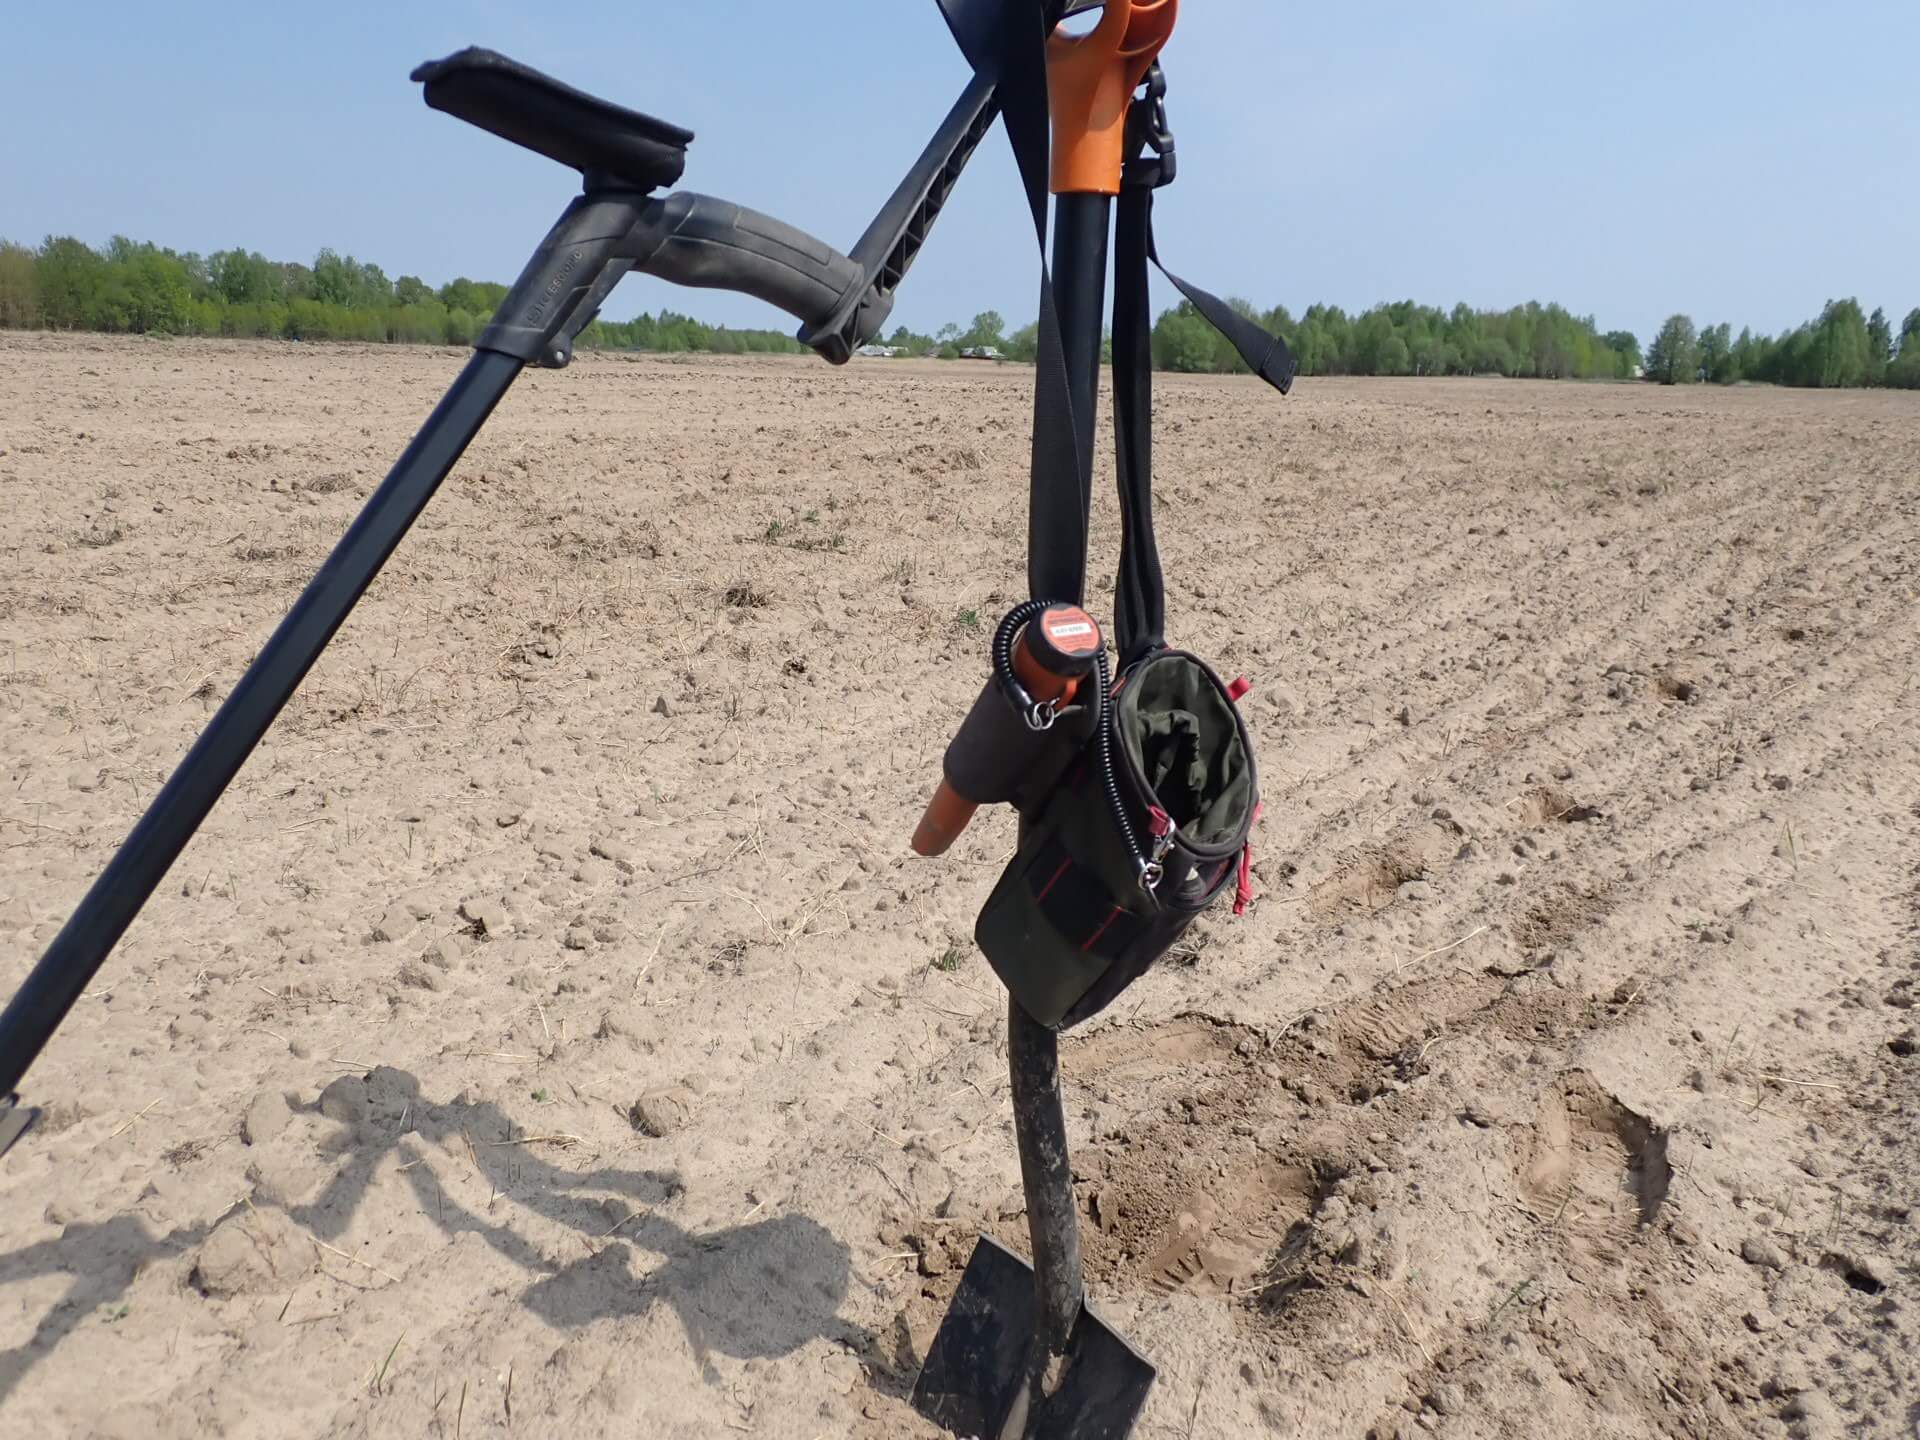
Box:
[1233,841,1255,916]
[1232,802,1264,916]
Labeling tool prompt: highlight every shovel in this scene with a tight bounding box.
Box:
[911,1008,1154,1440]
[912,3,1177,1435]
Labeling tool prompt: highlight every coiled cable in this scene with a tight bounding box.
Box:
[992,599,1154,894]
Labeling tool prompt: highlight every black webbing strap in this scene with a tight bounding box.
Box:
[988,5,1093,607]
[1111,185,1164,663]
[991,10,1296,641]
[1143,211,1299,394]
[1109,116,1297,662]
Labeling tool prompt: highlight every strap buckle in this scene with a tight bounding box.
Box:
[1122,62,1176,191]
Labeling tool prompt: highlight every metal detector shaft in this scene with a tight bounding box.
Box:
[0,349,521,1097]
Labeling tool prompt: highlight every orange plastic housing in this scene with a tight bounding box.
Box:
[1046,0,1178,195]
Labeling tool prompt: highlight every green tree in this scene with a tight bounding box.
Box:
[437,277,507,315]
[277,261,313,301]
[1288,316,1330,375]
[1602,330,1641,376]
[1888,325,1920,389]
[310,249,356,307]
[210,248,276,305]
[1698,322,1736,383]
[1802,298,1871,388]
[1866,306,1892,381]
[1351,310,1407,375]
[1470,335,1519,376]
[0,242,38,327]
[12,227,1914,393]
[960,310,1005,348]
[34,236,107,328]
[120,247,194,333]
[883,324,934,356]
[1151,302,1219,372]
[1645,314,1699,384]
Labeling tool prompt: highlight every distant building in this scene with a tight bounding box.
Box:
[959,345,1004,361]
[855,344,905,358]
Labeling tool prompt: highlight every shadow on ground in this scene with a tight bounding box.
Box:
[0,1067,857,1401]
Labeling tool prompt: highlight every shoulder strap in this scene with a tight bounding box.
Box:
[1110,184,1164,662]
[1110,79,1296,663]
[990,6,1092,607]
[992,22,1295,645]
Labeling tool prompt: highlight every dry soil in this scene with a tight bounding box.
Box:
[1,334,1916,1438]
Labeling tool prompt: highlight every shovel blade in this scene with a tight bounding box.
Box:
[0,1095,38,1159]
[911,1235,1154,1439]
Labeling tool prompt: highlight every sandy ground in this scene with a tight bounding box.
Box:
[0,333,1916,1439]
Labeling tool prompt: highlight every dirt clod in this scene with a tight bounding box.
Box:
[240,1090,291,1146]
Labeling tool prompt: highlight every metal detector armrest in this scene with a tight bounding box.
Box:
[413,48,692,192]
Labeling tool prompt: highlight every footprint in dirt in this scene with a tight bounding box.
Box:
[1142,1160,1325,1297]
[1516,1071,1670,1264]
[1071,1020,1367,1304]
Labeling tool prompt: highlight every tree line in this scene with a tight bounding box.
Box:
[0,235,804,353]
[1155,299,1643,381]
[1153,297,1920,389]
[1643,303,1920,389]
[2,234,1915,389]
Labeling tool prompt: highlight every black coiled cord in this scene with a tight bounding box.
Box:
[990,600,1152,890]
[990,599,1050,719]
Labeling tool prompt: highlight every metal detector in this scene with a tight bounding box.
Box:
[0,37,1007,1123]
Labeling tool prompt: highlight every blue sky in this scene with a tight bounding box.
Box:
[3,2,1915,345]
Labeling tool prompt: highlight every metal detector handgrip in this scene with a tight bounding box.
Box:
[474,188,868,369]
[628,192,864,340]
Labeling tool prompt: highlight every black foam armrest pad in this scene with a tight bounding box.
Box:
[412,48,692,190]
